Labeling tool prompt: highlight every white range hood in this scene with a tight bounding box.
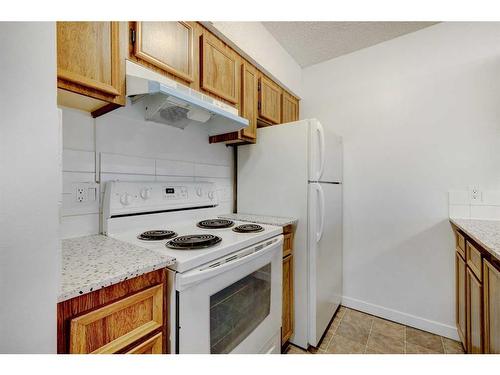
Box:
[126,61,248,136]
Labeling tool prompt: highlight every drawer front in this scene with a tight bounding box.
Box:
[466,242,483,281]
[283,232,293,258]
[70,284,163,354]
[126,333,163,354]
[455,231,466,258]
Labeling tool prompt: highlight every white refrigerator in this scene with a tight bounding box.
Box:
[237,119,342,349]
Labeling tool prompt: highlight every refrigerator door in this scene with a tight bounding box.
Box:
[308,182,342,347]
[308,119,343,183]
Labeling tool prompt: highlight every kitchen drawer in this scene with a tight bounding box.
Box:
[455,231,466,258]
[466,242,483,282]
[283,232,293,258]
[126,333,163,354]
[69,284,163,354]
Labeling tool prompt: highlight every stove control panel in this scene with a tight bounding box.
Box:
[104,181,218,218]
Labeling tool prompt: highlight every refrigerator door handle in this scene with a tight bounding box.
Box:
[316,122,326,180]
[316,184,325,242]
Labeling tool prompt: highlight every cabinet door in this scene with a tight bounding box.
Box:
[259,76,282,124]
[57,22,121,98]
[69,285,163,354]
[466,267,483,353]
[484,259,500,353]
[282,91,299,123]
[200,33,238,104]
[282,254,294,343]
[240,62,258,140]
[126,333,163,354]
[456,252,467,349]
[133,22,194,83]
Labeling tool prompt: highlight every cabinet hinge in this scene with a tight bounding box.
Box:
[257,81,261,91]
[130,29,136,44]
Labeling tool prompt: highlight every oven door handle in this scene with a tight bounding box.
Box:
[176,235,283,291]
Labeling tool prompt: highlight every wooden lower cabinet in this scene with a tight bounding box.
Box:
[483,259,500,353]
[456,251,467,349]
[281,225,294,346]
[282,254,294,344]
[126,333,163,354]
[58,269,168,354]
[466,267,483,353]
[453,226,500,354]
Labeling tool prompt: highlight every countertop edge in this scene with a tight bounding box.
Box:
[58,258,175,303]
[450,218,500,262]
[218,214,298,227]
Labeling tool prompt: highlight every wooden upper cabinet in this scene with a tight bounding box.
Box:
[484,259,500,353]
[258,75,282,124]
[57,22,121,98]
[132,22,195,83]
[200,33,238,104]
[240,62,258,140]
[282,91,299,124]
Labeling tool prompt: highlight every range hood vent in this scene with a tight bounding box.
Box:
[126,61,248,136]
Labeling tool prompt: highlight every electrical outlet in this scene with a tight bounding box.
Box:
[470,185,482,203]
[76,186,88,203]
[74,183,98,204]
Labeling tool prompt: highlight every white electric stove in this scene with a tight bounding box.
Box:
[103,181,283,354]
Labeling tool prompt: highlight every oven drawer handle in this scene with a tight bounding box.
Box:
[177,235,283,290]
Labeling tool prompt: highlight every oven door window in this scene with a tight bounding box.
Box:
[210,263,271,354]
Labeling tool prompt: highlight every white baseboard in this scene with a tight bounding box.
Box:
[342,296,459,340]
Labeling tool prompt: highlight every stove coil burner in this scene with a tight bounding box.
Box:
[233,224,265,233]
[166,234,222,250]
[137,230,177,241]
[197,219,234,229]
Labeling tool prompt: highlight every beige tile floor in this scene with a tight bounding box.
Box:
[285,306,465,354]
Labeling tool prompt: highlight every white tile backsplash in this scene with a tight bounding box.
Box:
[449,189,500,220]
[61,107,234,238]
[63,149,95,173]
[100,152,155,175]
[155,159,195,177]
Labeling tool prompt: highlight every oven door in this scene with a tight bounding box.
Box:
[176,235,283,354]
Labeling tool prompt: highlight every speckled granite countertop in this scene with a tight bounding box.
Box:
[59,235,176,303]
[450,218,500,261]
[219,213,297,227]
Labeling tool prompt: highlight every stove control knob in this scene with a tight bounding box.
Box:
[208,191,214,200]
[196,187,203,197]
[120,193,132,206]
[140,188,151,200]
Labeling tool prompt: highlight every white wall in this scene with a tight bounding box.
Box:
[0,22,60,353]
[302,22,500,338]
[207,22,303,97]
[61,102,234,238]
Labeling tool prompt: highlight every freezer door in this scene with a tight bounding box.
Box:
[308,119,343,183]
[308,182,342,347]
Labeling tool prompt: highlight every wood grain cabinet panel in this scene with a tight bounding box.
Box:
[456,251,467,349]
[455,231,466,258]
[258,75,282,124]
[282,254,294,344]
[282,91,299,123]
[69,284,163,354]
[126,333,163,354]
[484,259,500,353]
[57,21,127,118]
[132,22,194,83]
[466,242,483,281]
[200,33,238,104]
[240,62,258,140]
[466,267,483,354]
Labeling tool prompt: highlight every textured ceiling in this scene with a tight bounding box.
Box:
[262,22,439,67]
